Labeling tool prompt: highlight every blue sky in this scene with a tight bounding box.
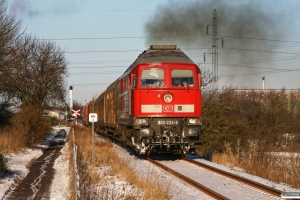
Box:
[6,0,300,105]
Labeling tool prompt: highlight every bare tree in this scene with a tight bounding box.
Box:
[198,64,219,90]
[1,35,68,111]
[0,0,21,95]
[0,0,22,129]
[0,35,68,145]
[0,1,68,145]
[0,0,21,59]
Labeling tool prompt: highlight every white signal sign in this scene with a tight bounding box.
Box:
[89,113,98,122]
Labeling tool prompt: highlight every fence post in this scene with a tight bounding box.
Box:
[73,129,80,199]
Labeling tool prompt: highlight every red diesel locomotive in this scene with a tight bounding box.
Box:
[82,45,202,156]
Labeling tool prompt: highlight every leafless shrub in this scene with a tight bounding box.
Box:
[0,128,26,153]
[201,87,244,155]
[204,87,300,188]
[8,105,50,146]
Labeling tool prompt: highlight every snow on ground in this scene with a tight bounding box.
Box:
[0,148,43,199]
[188,155,300,193]
[0,126,69,200]
[1,127,299,200]
[49,132,70,200]
[109,141,216,200]
[109,141,300,199]
[84,165,145,200]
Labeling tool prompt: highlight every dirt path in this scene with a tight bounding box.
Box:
[7,133,66,200]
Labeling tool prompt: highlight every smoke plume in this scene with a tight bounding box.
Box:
[144,0,287,87]
[144,0,280,48]
[9,0,78,18]
[9,0,37,17]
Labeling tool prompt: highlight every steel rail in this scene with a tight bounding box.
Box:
[146,157,229,200]
[183,157,283,199]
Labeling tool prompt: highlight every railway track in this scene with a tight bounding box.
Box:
[146,156,286,200]
[104,137,291,199]
[182,157,283,198]
[146,157,227,200]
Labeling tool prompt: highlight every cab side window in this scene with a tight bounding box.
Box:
[171,70,194,87]
[141,68,164,87]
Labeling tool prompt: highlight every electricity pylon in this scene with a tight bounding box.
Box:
[206,9,223,88]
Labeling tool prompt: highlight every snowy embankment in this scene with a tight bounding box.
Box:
[0,126,70,200]
[49,133,70,200]
[111,142,300,200]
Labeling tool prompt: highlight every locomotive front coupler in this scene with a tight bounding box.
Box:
[159,125,177,150]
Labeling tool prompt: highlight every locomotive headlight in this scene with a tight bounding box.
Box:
[140,128,154,136]
[188,118,202,125]
[187,128,198,136]
[134,118,148,125]
[164,94,173,103]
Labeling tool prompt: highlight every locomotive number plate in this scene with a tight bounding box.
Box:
[157,120,178,125]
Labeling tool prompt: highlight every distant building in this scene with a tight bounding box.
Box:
[231,89,300,100]
[43,110,65,120]
[231,89,300,95]
[230,89,300,111]
[6,106,22,114]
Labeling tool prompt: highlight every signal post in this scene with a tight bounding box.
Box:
[89,113,97,165]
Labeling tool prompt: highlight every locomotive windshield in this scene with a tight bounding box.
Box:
[172,70,194,87]
[141,68,164,87]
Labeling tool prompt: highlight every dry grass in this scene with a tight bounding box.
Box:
[212,142,240,169]
[74,126,172,200]
[212,140,300,189]
[68,129,75,200]
[0,129,26,154]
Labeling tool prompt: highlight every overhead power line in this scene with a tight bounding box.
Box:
[36,35,300,45]
[43,36,145,40]
[66,50,142,54]
[68,83,111,86]
[10,9,153,13]
[70,71,122,75]
[222,35,300,44]
[218,56,300,68]
[10,7,300,18]
[69,61,132,65]
[220,47,300,56]
[223,67,300,78]
[68,66,127,69]
[218,8,300,18]
[69,66,300,87]
[60,42,300,55]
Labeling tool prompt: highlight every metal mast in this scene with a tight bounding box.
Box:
[212,9,218,85]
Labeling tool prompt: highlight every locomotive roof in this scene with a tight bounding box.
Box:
[98,45,197,100]
[121,45,195,78]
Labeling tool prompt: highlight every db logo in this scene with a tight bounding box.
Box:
[163,105,173,112]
